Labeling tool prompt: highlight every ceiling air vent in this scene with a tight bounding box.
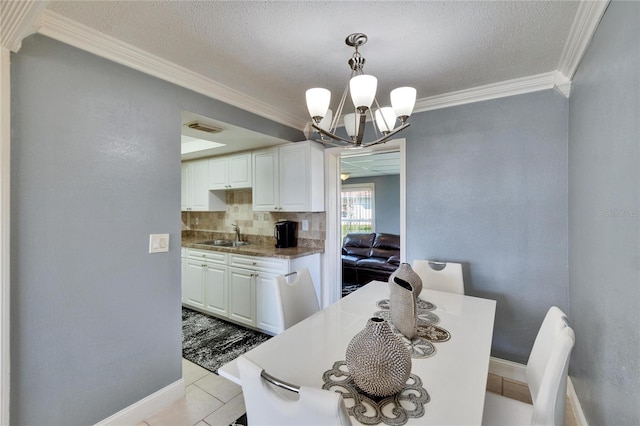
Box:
[185,122,223,134]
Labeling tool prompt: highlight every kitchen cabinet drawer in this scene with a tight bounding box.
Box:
[229,254,287,275]
[186,248,227,264]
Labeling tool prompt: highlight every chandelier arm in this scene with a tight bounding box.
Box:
[331,68,357,133]
[361,123,411,147]
[371,97,382,138]
[332,81,351,133]
[318,139,348,148]
[367,105,382,140]
[371,97,391,136]
[311,123,354,144]
[355,111,367,146]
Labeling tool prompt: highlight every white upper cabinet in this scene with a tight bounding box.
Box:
[228,154,252,188]
[252,148,279,211]
[208,153,252,190]
[182,159,210,211]
[279,142,325,212]
[252,141,324,212]
[207,156,228,189]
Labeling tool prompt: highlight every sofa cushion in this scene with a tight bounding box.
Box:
[357,257,400,272]
[387,255,401,265]
[342,233,376,257]
[341,254,364,267]
[370,233,401,259]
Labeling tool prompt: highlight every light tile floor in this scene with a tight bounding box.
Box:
[486,373,578,426]
[139,359,245,426]
[140,361,578,426]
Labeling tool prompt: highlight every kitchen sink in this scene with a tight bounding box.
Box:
[196,240,250,247]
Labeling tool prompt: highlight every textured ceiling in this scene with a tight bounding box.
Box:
[341,151,400,179]
[46,1,580,128]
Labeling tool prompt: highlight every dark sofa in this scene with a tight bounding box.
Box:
[342,232,400,285]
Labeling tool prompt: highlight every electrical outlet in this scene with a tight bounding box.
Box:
[302,220,309,231]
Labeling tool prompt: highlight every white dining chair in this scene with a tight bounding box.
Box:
[412,260,465,295]
[482,306,576,426]
[237,355,352,426]
[275,268,320,330]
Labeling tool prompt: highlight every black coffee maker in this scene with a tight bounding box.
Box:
[274,220,297,248]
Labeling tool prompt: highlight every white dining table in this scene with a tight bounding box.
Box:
[219,280,497,425]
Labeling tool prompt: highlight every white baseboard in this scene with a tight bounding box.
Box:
[94,378,185,426]
[489,357,587,426]
[489,356,528,383]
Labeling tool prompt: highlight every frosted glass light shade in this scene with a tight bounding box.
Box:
[344,113,361,137]
[390,87,417,119]
[318,109,333,131]
[306,88,331,120]
[350,75,377,110]
[375,107,397,133]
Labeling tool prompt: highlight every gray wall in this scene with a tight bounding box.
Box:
[405,90,569,363]
[568,2,640,425]
[10,35,302,425]
[344,175,400,235]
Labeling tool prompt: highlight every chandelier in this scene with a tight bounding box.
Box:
[305,33,416,148]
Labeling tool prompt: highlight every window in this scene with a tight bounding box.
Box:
[341,183,375,240]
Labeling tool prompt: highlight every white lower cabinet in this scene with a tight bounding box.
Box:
[184,258,207,309]
[228,267,256,327]
[204,262,228,317]
[255,271,281,334]
[182,248,321,334]
[183,249,228,315]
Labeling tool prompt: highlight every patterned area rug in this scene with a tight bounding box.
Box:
[182,307,271,373]
[342,283,361,297]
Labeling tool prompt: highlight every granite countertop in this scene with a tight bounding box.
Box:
[181,236,324,259]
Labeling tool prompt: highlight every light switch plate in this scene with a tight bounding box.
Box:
[302,220,309,231]
[149,233,170,253]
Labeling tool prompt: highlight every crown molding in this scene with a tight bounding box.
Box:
[558,0,610,79]
[14,2,606,129]
[34,9,307,131]
[414,70,571,114]
[552,71,572,98]
[0,0,47,52]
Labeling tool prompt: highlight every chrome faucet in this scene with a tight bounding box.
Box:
[232,223,241,242]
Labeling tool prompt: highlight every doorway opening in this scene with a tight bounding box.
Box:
[322,139,407,306]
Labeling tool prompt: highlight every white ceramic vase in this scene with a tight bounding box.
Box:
[389,262,423,298]
[390,276,418,339]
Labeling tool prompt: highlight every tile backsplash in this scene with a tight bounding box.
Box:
[181,189,325,249]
